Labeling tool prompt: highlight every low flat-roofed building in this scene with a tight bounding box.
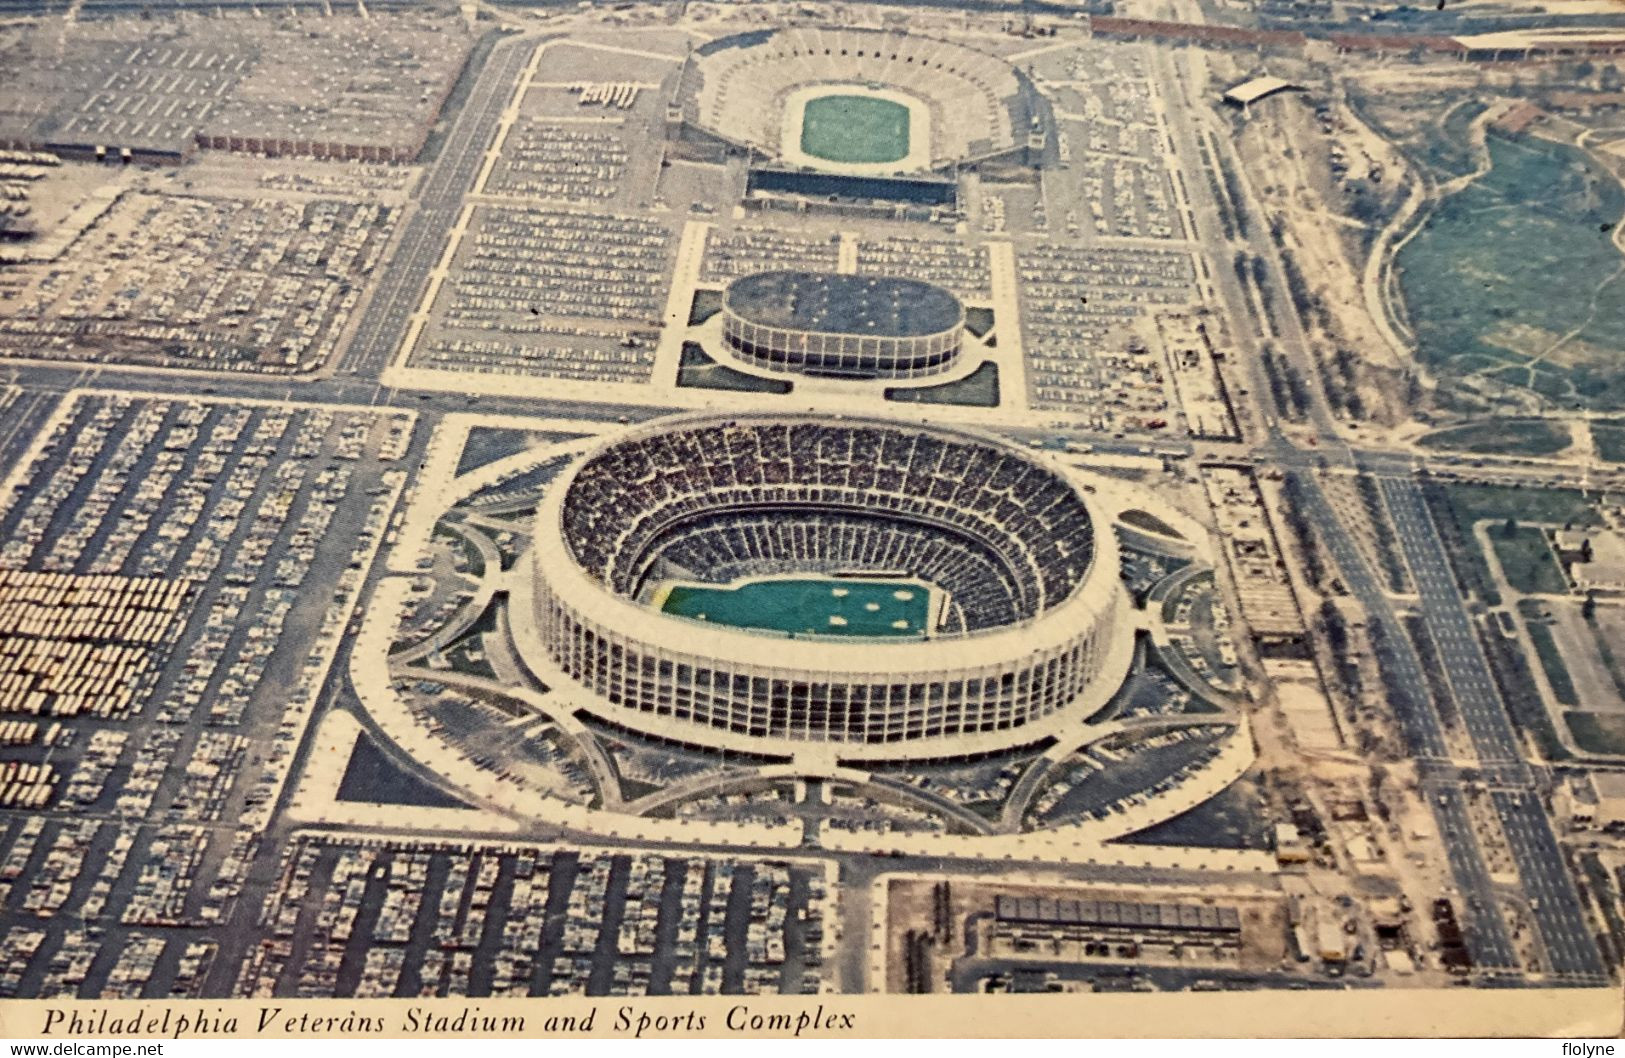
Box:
[1564,529,1625,592]
[1557,771,1625,828]
[992,894,1242,940]
[1222,76,1302,108]
[1317,918,1348,963]
[1274,821,1310,864]
[1586,771,1625,828]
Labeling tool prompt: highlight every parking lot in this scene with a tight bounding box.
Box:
[0,194,395,372]
[412,205,675,383]
[1018,244,1194,429]
[0,391,414,998]
[240,834,830,999]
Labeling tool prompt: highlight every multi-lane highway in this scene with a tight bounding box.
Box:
[1373,469,1608,982]
[1430,784,1521,974]
[335,34,536,378]
[1264,436,1608,982]
[1495,788,1610,980]
[1282,462,1450,760]
[1378,474,1526,767]
[1281,464,1524,973]
[0,363,674,428]
[1156,49,1610,975]
[1296,454,1609,981]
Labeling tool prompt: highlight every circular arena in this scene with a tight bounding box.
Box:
[522,414,1132,760]
[676,26,1040,173]
[721,271,964,380]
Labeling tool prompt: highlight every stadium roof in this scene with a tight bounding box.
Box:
[726,270,961,338]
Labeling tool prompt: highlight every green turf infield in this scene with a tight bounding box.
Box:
[660,576,930,638]
[799,94,910,165]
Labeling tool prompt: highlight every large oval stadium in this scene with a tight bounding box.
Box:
[721,271,964,380]
[674,26,1043,174]
[517,414,1133,761]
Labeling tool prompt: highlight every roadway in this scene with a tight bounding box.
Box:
[1166,35,1614,974]
[0,363,675,428]
[1148,45,1343,444]
[334,34,537,378]
[0,388,60,474]
[1377,473,1525,768]
[1279,440,1608,981]
[1281,464,1450,760]
[1371,467,1608,982]
[1495,788,1610,981]
[1280,464,1520,973]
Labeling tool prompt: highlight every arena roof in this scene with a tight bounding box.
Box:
[725,270,961,338]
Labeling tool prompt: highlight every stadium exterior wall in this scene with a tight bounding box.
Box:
[529,570,1122,747]
[721,312,962,380]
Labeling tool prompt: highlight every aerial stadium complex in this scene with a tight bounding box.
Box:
[352,15,1251,855]
[720,271,965,380]
[516,413,1135,762]
[672,26,1047,174]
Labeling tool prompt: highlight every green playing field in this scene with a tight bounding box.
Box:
[660,577,930,638]
[799,94,911,165]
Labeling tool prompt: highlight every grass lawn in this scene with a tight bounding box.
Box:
[1426,483,1598,606]
[687,288,724,326]
[677,342,791,394]
[455,427,531,475]
[1525,619,1580,705]
[1585,609,1625,701]
[1418,418,1570,457]
[1395,131,1625,408]
[1121,508,1185,541]
[1409,99,1490,180]
[1581,852,1625,968]
[1566,711,1625,756]
[964,306,996,339]
[1593,421,1625,464]
[1446,483,1601,528]
[1489,524,1568,595]
[885,361,1000,408]
[800,94,911,165]
[337,732,467,808]
[1480,615,1572,761]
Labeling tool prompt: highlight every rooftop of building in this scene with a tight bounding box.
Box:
[725,270,962,338]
